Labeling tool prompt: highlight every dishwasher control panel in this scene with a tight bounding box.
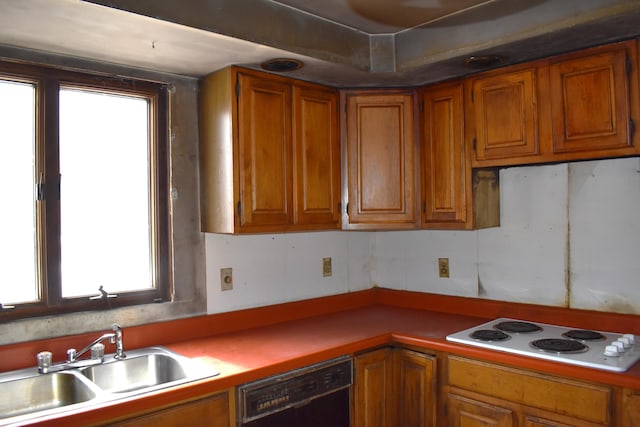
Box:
[238,356,352,423]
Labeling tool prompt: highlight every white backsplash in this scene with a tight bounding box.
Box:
[204,158,640,315]
[568,158,640,313]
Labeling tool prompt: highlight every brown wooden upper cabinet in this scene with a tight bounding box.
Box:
[420,82,471,229]
[466,65,545,167]
[199,67,340,233]
[468,39,639,168]
[344,90,418,230]
[548,40,638,159]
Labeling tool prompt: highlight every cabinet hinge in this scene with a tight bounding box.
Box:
[37,174,61,201]
[36,172,45,201]
[472,137,477,151]
[626,54,633,77]
[630,118,636,141]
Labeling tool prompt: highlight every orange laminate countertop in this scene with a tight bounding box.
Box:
[5,289,640,426]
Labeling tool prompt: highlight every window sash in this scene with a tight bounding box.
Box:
[0,60,171,320]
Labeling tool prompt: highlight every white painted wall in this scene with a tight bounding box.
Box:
[205,231,373,313]
[204,158,640,315]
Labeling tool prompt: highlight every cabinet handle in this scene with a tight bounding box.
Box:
[237,201,242,217]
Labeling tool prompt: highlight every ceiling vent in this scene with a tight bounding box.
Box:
[261,58,304,72]
[463,55,506,69]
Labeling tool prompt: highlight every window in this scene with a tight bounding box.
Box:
[0,61,170,319]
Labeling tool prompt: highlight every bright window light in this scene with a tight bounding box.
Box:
[0,80,37,304]
[59,88,153,298]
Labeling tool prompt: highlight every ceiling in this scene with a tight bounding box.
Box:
[0,0,639,87]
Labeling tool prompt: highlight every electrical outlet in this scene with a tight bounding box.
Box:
[438,258,450,278]
[220,267,233,291]
[322,257,332,277]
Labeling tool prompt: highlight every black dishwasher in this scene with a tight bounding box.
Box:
[237,356,352,427]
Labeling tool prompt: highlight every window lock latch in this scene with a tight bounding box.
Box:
[89,286,118,301]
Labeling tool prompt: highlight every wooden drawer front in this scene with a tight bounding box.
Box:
[447,356,611,425]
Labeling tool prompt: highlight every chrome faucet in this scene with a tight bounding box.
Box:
[37,323,126,374]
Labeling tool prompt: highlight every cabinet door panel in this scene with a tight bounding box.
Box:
[293,85,340,227]
[623,389,640,427]
[447,394,514,427]
[394,349,436,427]
[346,92,417,228]
[470,69,538,162]
[422,83,468,228]
[549,45,632,153]
[354,348,394,427]
[237,74,292,228]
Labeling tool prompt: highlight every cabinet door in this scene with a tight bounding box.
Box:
[549,41,634,155]
[468,69,539,163]
[421,82,470,229]
[346,92,418,229]
[107,390,234,427]
[623,389,640,427]
[447,394,514,427]
[237,73,292,230]
[354,347,395,427]
[394,349,436,427]
[292,84,340,228]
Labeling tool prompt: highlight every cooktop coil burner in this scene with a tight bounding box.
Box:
[470,329,510,342]
[530,338,588,354]
[562,330,606,341]
[495,320,542,333]
[445,317,640,372]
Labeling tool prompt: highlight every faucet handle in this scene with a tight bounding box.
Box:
[67,348,77,363]
[91,343,105,360]
[37,351,52,372]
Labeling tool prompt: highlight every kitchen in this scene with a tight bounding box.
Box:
[1,0,640,426]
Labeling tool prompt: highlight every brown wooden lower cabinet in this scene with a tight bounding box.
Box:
[354,347,436,427]
[623,388,640,427]
[445,355,617,427]
[104,388,234,427]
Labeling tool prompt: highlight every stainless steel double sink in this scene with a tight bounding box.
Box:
[0,346,219,425]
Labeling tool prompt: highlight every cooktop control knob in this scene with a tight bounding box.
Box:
[612,341,626,352]
[623,334,636,345]
[619,336,633,348]
[604,345,620,357]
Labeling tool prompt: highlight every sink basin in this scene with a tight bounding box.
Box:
[0,372,98,420]
[80,351,189,393]
[0,346,219,424]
